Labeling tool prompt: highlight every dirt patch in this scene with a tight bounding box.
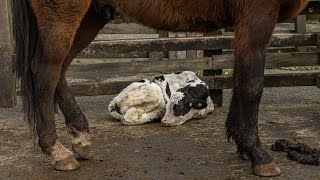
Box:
[0,87,319,179]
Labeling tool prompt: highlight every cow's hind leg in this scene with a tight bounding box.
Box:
[30,0,91,170]
[226,3,281,177]
[54,7,107,160]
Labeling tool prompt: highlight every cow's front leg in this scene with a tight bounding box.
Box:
[225,3,281,177]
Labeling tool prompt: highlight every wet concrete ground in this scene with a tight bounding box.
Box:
[0,86,319,179]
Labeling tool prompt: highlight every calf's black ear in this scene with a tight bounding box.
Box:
[190,99,207,110]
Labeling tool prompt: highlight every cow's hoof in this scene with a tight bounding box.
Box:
[50,140,80,171]
[54,155,79,171]
[69,129,91,160]
[73,143,91,160]
[253,161,281,177]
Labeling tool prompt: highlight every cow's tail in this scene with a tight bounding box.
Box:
[11,0,41,133]
[108,100,123,120]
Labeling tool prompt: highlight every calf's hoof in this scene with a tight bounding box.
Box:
[253,161,281,177]
[54,155,79,171]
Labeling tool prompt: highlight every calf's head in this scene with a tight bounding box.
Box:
[161,83,209,126]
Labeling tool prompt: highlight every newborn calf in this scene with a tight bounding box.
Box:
[108,71,214,126]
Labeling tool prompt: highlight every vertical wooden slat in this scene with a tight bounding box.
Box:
[186,32,198,59]
[203,30,224,107]
[168,32,180,59]
[0,0,16,108]
[294,15,307,52]
[295,15,307,34]
[149,31,168,60]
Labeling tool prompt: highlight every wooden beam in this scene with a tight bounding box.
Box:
[68,72,320,96]
[0,0,16,108]
[97,22,320,36]
[99,23,157,34]
[208,72,319,90]
[78,50,152,58]
[83,34,316,56]
[306,14,320,21]
[212,52,320,70]
[69,52,320,78]
[68,58,212,79]
[70,80,133,96]
[98,21,319,34]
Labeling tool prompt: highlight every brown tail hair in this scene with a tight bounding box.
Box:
[11,0,42,133]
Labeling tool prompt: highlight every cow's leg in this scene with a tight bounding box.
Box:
[31,0,92,170]
[54,7,107,159]
[225,2,281,177]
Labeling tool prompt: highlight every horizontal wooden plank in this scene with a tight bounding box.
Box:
[69,72,320,96]
[211,52,320,70]
[306,14,320,21]
[95,34,158,41]
[78,51,151,58]
[70,80,132,96]
[70,52,320,78]
[77,46,320,59]
[68,58,212,78]
[274,23,320,33]
[208,72,319,89]
[83,34,317,56]
[98,22,320,35]
[100,23,158,34]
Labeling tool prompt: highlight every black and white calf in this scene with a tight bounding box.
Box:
[108,71,214,126]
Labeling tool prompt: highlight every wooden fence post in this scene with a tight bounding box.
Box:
[149,31,168,60]
[295,15,307,34]
[203,31,223,107]
[186,32,200,59]
[294,15,307,53]
[0,0,16,108]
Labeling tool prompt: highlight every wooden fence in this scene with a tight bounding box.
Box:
[67,13,320,107]
[0,2,320,108]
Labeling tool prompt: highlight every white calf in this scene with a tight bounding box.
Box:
[108,71,214,126]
